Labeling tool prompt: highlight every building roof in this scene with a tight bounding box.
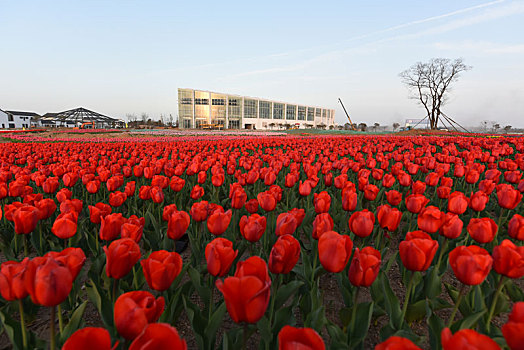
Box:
[50,107,118,123]
[5,110,41,117]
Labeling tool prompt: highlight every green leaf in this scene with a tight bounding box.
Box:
[426,300,444,350]
[451,310,486,333]
[339,307,351,328]
[381,273,402,329]
[304,305,326,332]
[326,324,350,350]
[350,302,374,348]
[405,299,427,324]
[187,266,211,302]
[60,301,88,343]
[182,296,205,350]
[256,316,272,346]
[506,280,524,302]
[85,279,114,329]
[424,266,442,299]
[0,309,22,350]
[273,306,295,335]
[274,280,303,307]
[204,302,226,350]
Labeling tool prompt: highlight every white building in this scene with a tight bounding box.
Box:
[0,110,39,129]
[178,88,335,130]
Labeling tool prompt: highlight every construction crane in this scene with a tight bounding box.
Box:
[338,98,356,130]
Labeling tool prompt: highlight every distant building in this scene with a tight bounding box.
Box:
[0,110,40,129]
[178,88,335,130]
[404,118,430,129]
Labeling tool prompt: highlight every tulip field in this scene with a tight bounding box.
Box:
[1,131,524,349]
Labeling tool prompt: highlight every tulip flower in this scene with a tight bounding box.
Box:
[449,245,492,286]
[141,250,183,291]
[229,184,247,209]
[348,210,375,238]
[51,211,78,239]
[399,231,438,271]
[239,214,267,242]
[99,213,125,241]
[275,212,298,237]
[467,217,498,244]
[150,186,164,203]
[469,191,489,212]
[103,238,141,279]
[385,190,402,206]
[0,258,29,301]
[190,201,209,222]
[25,256,73,307]
[348,247,381,287]
[439,212,463,239]
[441,328,500,350]
[313,191,331,213]
[207,209,232,236]
[13,205,39,235]
[312,213,334,240]
[257,191,277,212]
[492,239,524,279]
[376,336,421,349]
[376,205,402,232]
[129,323,187,350]
[35,198,57,220]
[216,256,270,324]
[269,235,301,274]
[45,247,86,280]
[244,198,259,214]
[89,203,112,224]
[278,326,325,350]
[342,190,357,211]
[405,194,430,214]
[167,210,191,240]
[62,327,116,350]
[496,184,522,210]
[417,206,444,233]
[502,302,524,350]
[447,191,469,215]
[318,231,353,273]
[169,176,185,192]
[121,215,145,243]
[508,214,524,240]
[205,238,238,277]
[114,291,165,340]
[162,204,178,221]
[289,208,305,227]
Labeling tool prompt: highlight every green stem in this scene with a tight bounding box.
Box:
[57,304,64,335]
[350,287,360,335]
[447,284,467,328]
[242,323,250,350]
[497,208,505,235]
[435,237,448,273]
[400,271,415,328]
[23,235,28,257]
[18,299,27,349]
[50,306,56,350]
[486,276,506,331]
[208,276,214,321]
[112,278,118,304]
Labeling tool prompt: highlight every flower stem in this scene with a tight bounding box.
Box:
[242,323,250,350]
[435,237,448,273]
[486,276,507,331]
[18,299,27,349]
[400,271,415,328]
[57,304,64,335]
[350,287,360,335]
[447,284,467,328]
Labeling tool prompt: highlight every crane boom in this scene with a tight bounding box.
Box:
[338,98,356,130]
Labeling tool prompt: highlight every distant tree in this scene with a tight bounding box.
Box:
[358,123,367,132]
[268,122,275,130]
[400,58,471,130]
[168,114,174,127]
[393,122,400,131]
[504,125,512,133]
[141,113,149,124]
[373,122,380,131]
[493,123,500,133]
[344,123,351,130]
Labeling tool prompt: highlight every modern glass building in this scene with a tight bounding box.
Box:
[178,88,335,130]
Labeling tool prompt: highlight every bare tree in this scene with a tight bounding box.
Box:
[400,58,471,130]
[493,123,500,133]
[373,122,380,131]
[358,123,367,132]
[504,125,512,133]
[393,122,400,131]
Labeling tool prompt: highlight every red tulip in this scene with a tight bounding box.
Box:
[100,213,125,241]
[508,214,524,240]
[138,185,151,200]
[35,198,57,220]
[129,323,187,350]
[13,205,39,234]
[318,231,353,273]
[299,180,314,196]
[89,203,112,224]
[229,184,247,209]
[400,231,438,271]
[45,247,86,280]
[51,211,78,239]
[467,217,498,244]
[278,326,325,350]
[348,247,381,287]
[103,238,141,279]
[205,238,238,277]
[167,210,191,240]
[124,181,136,197]
[386,190,402,206]
[62,327,116,350]
[275,212,298,237]
[502,302,524,350]
[492,239,524,279]
[169,176,185,192]
[313,191,331,213]
[439,212,463,239]
[150,186,164,204]
[405,194,430,214]
[239,214,267,242]
[121,215,145,243]
[348,210,375,238]
[216,256,270,323]
[190,201,209,222]
[375,336,421,350]
[496,184,522,210]
[0,258,29,301]
[207,209,232,235]
[245,198,259,214]
[441,328,500,350]
[449,245,492,285]
[86,180,101,194]
[312,213,334,240]
[376,204,402,232]
[269,235,301,274]
[25,256,73,306]
[257,191,277,212]
[114,291,165,340]
[342,190,357,211]
[470,191,489,212]
[141,250,183,291]
[364,184,380,201]
[417,206,444,233]
[447,191,469,215]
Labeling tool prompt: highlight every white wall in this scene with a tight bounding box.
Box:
[0,110,8,129]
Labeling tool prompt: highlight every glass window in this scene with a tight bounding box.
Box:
[228,120,240,129]
[298,106,306,121]
[228,97,242,119]
[212,99,225,105]
[273,103,284,119]
[315,108,321,119]
[183,119,192,128]
[307,107,314,121]
[259,101,271,119]
[244,99,258,119]
[286,105,296,120]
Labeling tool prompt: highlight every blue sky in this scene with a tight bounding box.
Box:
[1,0,523,127]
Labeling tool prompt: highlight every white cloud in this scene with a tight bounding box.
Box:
[433,41,524,54]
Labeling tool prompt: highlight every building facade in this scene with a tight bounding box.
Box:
[178,88,335,129]
[0,110,39,129]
